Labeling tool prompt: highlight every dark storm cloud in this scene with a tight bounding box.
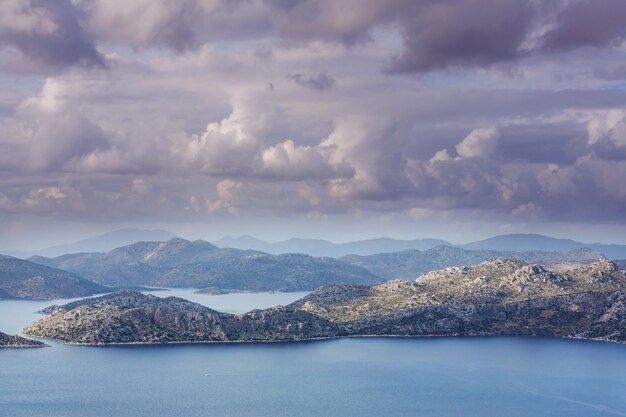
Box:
[388,0,534,73]
[0,0,106,70]
[266,0,626,73]
[4,0,625,74]
[285,72,336,91]
[540,0,626,52]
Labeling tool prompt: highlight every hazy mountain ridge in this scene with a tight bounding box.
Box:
[463,234,626,258]
[0,258,112,300]
[340,245,604,279]
[24,259,626,345]
[5,228,178,258]
[213,236,451,257]
[29,238,382,291]
[214,233,626,258]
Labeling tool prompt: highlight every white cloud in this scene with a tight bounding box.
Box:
[587,108,626,147]
[456,126,500,159]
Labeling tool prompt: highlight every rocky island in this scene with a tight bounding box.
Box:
[23,259,626,345]
[0,331,47,348]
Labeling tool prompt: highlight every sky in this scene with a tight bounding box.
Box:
[2,0,626,250]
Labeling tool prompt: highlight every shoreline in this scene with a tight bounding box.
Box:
[21,332,626,348]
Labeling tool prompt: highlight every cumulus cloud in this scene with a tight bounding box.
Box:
[586,108,626,160]
[456,126,500,158]
[16,78,112,171]
[262,139,352,180]
[4,0,626,235]
[176,94,270,176]
[587,109,626,147]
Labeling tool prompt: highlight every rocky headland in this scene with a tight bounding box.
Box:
[0,331,47,348]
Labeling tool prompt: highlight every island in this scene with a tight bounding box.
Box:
[0,331,47,348]
[23,259,626,345]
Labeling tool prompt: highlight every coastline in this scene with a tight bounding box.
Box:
[22,332,626,348]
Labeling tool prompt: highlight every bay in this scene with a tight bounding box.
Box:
[1,290,626,417]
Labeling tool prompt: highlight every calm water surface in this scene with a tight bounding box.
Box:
[1,290,626,417]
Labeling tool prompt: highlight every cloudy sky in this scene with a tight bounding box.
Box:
[2,0,626,249]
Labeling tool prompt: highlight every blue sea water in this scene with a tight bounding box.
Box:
[1,290,626,417]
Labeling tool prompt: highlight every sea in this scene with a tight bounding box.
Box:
[1,289,626,417]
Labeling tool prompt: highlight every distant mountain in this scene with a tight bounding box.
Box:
[30,238,382,291]
[6,228,178,258]
[463,234,626,258]
[213,236,451,257]
[341,246,604,280]
[212,235,275,252]
[0,258,110,299]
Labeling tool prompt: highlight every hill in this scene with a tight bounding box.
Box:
[0,257,112,299]
[24,291,339,345]
[0,331,47,347]
[29,238,382,291]
[463,234,626,258]
[341,246,603,279]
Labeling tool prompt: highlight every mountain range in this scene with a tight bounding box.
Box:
[214,233,626,259]
[4,228,178,258]
[340,246,604,280]
[7,228,626,260]
[29,238,382,292]
[213,235,451,257]
[463,234,626,258]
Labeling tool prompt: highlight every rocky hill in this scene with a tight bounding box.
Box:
[29,239,382,291]
[292,259,626,342]
[23,259,626,345]
[340,246,603,279]
[24,291,340,345]
[0,258,111,299]
[0,331,47,347]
